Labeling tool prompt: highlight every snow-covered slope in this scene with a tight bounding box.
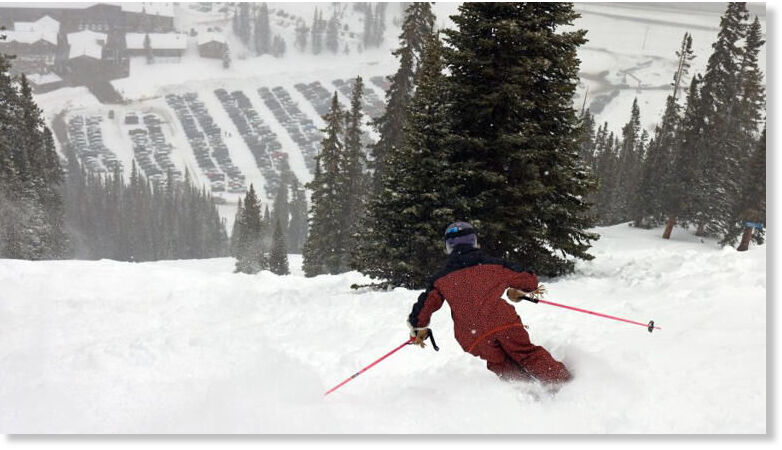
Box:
[0,225,766,433]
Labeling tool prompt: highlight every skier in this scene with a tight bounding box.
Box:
[407,222,571,384]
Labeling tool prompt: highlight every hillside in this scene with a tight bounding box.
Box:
[28,2,766,230]
[0,224,766,433]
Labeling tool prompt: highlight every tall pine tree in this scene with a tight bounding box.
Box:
[303,93,347,276]
[442,3,597,276]
[352,32,453,288]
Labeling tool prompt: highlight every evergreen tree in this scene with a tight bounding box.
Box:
[727,127,765,250]
[1,54,68,259]
[341,76,368,258]
[287,178,308,253]
[255,3,271,55]
[635,33,695,229]
[442,3,597,276]
[311,8,323,55]
[234,184,267,273]
[695,2,750,238]
[326,14,340,54]
[230,197,243,257]
[614,98,642,223]
[661,74,705,239]
[303,93,347,276]
[238,3,251,45]
[370,2,435,196]
[295,19,308,52]
[269,217,290,275]
[593,127,620,224]
[272,178,290,239]
[352,32,453,288]
[735,16,765,145]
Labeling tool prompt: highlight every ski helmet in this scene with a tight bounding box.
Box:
[444,221,478,254]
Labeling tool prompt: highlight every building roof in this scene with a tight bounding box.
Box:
[197,32,226,46]
[0,15,60,46]
[1,30,58,46]
[126,33,187,50]
[67,30,106,60]
[121,2,174,18]
[14,15,60,33]
[27,72,63,85]
[0,2,174,17]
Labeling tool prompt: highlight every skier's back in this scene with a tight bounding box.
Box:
[408,222,571,384]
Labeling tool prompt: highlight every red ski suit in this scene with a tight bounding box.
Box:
[409,246,570,383]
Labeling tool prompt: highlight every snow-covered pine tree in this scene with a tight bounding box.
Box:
[615,98,643,223]
[287,178,308,253]
[341,75,368,261]
[295,19,308,52]
[661,74,705,239]
[238,3,251,45]
[695,2,750,239]
[442,2,597,276]
[351,32,453,288]
[230,197,244,257]
[255,3,271,55]
[728,127,765,251]
[634,33,695,229]
[303,93,347,276]
[269,217,290,275]
[272,177,290,241]
[235,184,267,274]
[593,126,620,224]
[311,8,323,55]
[735,16,765,149]
[370,2,435,196]
[326,15,340,54]
[363,5,375,49]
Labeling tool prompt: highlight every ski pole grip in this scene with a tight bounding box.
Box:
[521,295,539,304]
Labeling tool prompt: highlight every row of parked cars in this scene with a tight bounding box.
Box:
[370,75,391,92]
[67,115,123,175]
[126,113,182,185]
[214,88,293,199]
[165,93,246,194]
[258,86,321,174]
[294,81,334,117]
[332,78,386,119]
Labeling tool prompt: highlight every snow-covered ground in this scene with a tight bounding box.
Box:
[0,224,766,433]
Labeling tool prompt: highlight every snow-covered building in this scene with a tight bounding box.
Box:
[26,72,63,93]
[0,3,174,33]
[121,3,175,32]
[197,32,227,59]
[125,33,187,58]
[64,29,128,81]
[0,15,61,74]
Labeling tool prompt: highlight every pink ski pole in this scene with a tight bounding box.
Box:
[522,296,660,333]
[324,337,415,397]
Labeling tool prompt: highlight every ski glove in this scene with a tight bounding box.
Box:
[407,320,430,348]
[507,284,546,302]
[412,329,430,348]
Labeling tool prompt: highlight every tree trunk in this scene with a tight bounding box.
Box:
[737,227,754,252]
[662,216,676,239]
[695,223,706,236]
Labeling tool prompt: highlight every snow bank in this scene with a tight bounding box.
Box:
[0,225,766,433]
